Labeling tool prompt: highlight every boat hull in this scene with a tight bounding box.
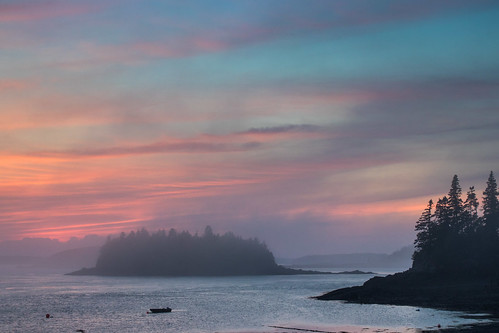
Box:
[149,307,172,313]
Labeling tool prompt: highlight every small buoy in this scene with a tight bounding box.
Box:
[437,324,441,328]
[45,314,50,319]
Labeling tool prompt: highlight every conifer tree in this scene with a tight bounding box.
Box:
[434,196,450,230]
[447,175,464,233]
[463,186,479,232]
[481,171,499,276]
[483,171,499,223]
[414,200,434,252]
[464,186,479,220]
[413,200,435,268]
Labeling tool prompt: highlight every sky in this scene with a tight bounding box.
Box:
[1,0,499,257]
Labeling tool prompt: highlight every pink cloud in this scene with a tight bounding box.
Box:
[0,90,158,131]
[0,1,100,23]
[0,137,416,245]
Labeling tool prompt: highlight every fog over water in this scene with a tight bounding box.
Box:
[0,232,413,275]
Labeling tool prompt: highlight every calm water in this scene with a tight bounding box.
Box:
[0,269,489,332]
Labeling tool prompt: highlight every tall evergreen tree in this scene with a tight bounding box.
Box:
[434,196,450,229]
[483,171,499,222]
[481,171,499,276]
[447,175,464,233]
[464,186,479,220]
[414,199,434,252]
[432,195,455,270]
[413,200,435,269]
[463,186,480,232]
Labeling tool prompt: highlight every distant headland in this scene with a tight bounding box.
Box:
[316,172,499,316]
[68,226,323,276]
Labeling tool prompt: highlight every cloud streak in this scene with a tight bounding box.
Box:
[0,2,95,22]
[242,124,325,135]
[19,137,261,159]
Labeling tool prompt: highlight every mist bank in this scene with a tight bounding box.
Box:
[0,236,104,273]
[0,235,105,257]
[69,227,325,277]
[0,247,100,273]
[1,234,410,275]
[277,246,412,270]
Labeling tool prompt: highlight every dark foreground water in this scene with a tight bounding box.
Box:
[0,268,490,332]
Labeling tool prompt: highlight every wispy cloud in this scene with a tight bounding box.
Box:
[7,0,493,68]
[0,1,99,23]
[242,124,325,135]
[21,138,261,159]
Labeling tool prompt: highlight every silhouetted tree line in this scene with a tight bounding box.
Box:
[413,171,499,276]
[93,226,289,276]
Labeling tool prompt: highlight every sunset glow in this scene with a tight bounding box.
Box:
[1,0,498,256]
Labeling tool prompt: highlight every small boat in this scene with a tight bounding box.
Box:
[149,307,172,313]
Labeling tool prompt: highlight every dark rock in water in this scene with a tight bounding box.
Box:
[332,270,375,275]
[67,267,97,275]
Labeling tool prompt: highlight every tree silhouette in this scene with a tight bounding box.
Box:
[412,172,499,277]
[413,199,435,269]
[447,175,464,233]
[483,171,499,233]
[463,186,479,232]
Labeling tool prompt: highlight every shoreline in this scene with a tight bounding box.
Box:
[216,320,499,332]
[422,321,499,333]
[312,270,499,332]
[315,271,499,317]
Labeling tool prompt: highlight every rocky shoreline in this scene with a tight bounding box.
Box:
[315,270,499,331]
[315,270,499,314]
[421,322,499,333]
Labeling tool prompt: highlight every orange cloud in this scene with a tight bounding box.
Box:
[21,218,143,240]
[0,79,33,91]
[284,197,427,228]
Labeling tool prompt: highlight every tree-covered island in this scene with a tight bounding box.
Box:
[316,172,499,315]
[69,226,320,276]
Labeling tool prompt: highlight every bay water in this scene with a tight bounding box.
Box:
[0,268,489,332]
